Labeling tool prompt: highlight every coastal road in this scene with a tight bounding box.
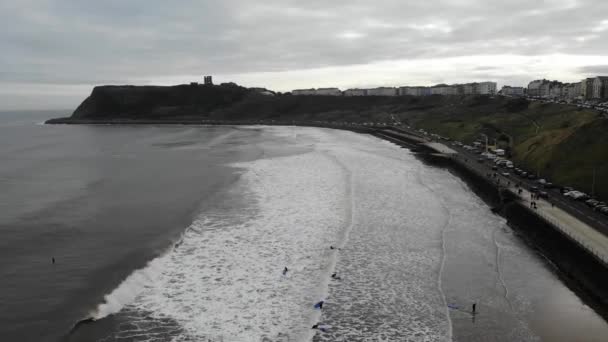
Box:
[365,125,608,242]
[449,145,608,239]
[442,147,608,265]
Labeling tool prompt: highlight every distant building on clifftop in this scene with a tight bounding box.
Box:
[292,88,341,96]
[500,86,525,96]
[204,75,213,85]
[592,76,608,99]
[344,88,368,96]
[366,87,398,96]
[477,82,497,95]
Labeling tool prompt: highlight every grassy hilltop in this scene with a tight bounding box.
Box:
[50,83,608,198]
[399,97,608,199]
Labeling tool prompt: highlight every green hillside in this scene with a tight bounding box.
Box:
[402,100,608,198]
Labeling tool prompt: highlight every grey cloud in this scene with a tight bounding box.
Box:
[1,0,608,109]
[578,65,608,76]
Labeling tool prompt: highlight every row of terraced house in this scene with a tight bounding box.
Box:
[291,82,498,97]
[504,76,608,101]
[291,76,608,101]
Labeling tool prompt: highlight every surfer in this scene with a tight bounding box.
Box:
[472,303,476,314]
[331,272,341,280]
[314,300,324,309]
[283,266,288,275]
[52,257,55,264]
[312,323,331,332]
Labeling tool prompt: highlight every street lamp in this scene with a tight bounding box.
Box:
[592,167,596,198]
[480,133,489,153]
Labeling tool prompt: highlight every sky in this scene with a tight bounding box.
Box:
[1,0,608,110]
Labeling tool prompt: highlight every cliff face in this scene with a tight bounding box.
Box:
[72,83,252,119]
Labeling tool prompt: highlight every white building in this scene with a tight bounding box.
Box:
[560,83,578,100]
[431,85,457,96]
[527,80,544,97]
[398,86,413,96]
[344,88,367,96]
[315,88,342,96]
[592,76,608,99]
[291,88,342,96]
[500,86,525,96]
[463,83,476,95]
[399,86,431,96]
[477,82,497,95]
[292,88,317,96]
[366,87,398,96]
[581,78,595,100]
[549,84,563,98]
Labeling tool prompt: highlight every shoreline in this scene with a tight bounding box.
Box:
[46,118,608,321]
[417,153,608,323]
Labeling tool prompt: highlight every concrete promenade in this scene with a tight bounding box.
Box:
[423,142,457,154]
[510,186,608,266]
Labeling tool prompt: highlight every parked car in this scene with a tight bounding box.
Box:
[521,172,528,177]
[561,186,574,194]
[543,182,554,189]
[530,186,540,193]
[502,172,510,177]
[539,191,549,199]
[586,199,600,207]
[527,174,537,180]
[566,191,589,201]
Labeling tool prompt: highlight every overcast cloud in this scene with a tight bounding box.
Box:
[1,0,608,110]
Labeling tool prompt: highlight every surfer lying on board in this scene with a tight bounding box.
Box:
[312,323,331,332]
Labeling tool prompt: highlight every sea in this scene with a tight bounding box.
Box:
[1,110,607,342]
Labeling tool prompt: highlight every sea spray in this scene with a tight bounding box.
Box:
[91,258,165,320]
[88,229,192,320]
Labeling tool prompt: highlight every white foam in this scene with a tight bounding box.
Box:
[111,136,349,341]
[91,257,165,320]
[310,130,453,341]
[93,127,456,342]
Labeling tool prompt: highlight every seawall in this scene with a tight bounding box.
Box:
[504,201,608,315]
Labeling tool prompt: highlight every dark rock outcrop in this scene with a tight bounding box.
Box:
[71,83,252,119]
